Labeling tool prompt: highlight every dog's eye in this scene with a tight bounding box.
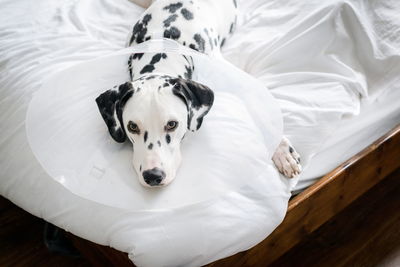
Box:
[127,121,140,134]
[165,120,178,131]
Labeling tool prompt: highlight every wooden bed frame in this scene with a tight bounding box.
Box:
[68,124,400,266]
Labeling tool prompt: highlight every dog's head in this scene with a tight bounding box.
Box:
[96,74,214,187]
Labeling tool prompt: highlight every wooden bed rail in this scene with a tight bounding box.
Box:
[67,124,400,267]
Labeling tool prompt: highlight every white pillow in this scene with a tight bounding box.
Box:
[26,40,291,266]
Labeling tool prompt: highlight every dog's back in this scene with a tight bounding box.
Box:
[127,0,237,53]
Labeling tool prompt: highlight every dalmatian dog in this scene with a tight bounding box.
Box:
[95,0,302,188]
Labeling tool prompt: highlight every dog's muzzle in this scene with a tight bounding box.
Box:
[142,167,166,186]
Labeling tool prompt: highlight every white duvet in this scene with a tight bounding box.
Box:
[1,0,399,266]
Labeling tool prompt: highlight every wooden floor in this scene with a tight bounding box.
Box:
[0,198,90,267]
[1,169,399,267]
[271,168,400,267]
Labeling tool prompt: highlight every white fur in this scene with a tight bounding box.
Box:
[123,78,188,187]
[272,137,302,178]
[122,0,236,187]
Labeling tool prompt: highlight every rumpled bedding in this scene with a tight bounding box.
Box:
[1,0,400,266]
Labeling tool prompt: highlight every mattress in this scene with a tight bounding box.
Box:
[1,0,400,266]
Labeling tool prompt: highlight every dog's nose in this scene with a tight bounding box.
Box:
[142,168,166,186]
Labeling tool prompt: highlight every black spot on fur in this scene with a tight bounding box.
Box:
[166,134,171,144]
[157,140,161,147]
[163,14,178,27]
[144,131,148,143]
[163,82,169,87]
[184,65,193,79]
[221,38,226,47]
[163,2,183,13]
[164,26,181,40]
[142,14,152,24]
[128,55,134,79]
[140,53,167,74]
[233,0,237,8]
[167,79,174,86]
[133,53,144,60]
[189,43,196,50]
[132,23,147,44]
[129,14,152,45]
[289,146,294,153]
[203,28,213,49]
[229,23,235,34]
[181,8,193,20]
[140,64,155,74]
[150,53,167,64]
[140,165,142,171]
[148,143,153,150]
[183,55,191,64]
[193,33,205,52]
[128,53,145,80]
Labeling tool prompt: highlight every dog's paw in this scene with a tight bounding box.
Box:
[272,137,302,178]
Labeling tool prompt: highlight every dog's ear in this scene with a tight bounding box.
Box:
[95,82,134,143]
[171,78,214,132]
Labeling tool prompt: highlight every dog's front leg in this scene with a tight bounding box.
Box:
[272,136,302,178]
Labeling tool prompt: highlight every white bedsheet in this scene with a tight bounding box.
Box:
[1,0,400,266]
[296,82,400,192]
